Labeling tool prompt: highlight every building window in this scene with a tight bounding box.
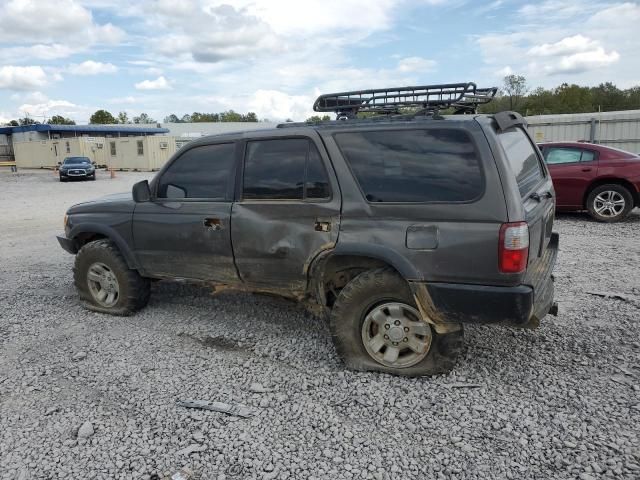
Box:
[110,141,116,156]
[137,140,144,156]
[65,141,70,153]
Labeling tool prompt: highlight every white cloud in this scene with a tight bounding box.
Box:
[135,76,172,90]
[18,99,78,118]
[528,35,599,57]
[475,2,636,86]
[248,90,315,121]
[543,48,620,75]
[68,60,118,75]
[0,66,48,91]
[0,0,124,44]
[108,96,138,104]
[396,56,437,73]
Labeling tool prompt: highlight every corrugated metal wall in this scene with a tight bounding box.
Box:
[526,110,640,153]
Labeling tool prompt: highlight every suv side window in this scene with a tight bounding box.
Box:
[498,128,544,197]
[242,138,330,200]
[545,147,595,164]
[157,143,235,200]
[334,128,483,203]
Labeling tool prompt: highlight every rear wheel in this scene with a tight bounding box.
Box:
[586,184,633,222]
[74,239,150,315]
[330,268,463,376]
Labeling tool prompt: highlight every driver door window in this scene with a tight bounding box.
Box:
[157,143,235,200]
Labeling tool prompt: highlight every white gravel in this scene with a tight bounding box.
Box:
[1,169,639,479]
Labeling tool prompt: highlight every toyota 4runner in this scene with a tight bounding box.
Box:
[57,83,559,376]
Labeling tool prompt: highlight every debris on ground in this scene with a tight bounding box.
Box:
[176,444,206,456]
[176,400,254,418]
[248,382,274,393]
[76,421,94,439]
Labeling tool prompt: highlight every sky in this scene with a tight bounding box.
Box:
[0,0,638,124]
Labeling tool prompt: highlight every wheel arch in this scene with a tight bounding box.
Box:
[308,243,421,308]
[69,223,139,270]
[584,177,639,208]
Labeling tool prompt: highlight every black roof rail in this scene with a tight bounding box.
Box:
[313,82,497,119]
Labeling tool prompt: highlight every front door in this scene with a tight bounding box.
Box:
[231,135,341,292]
[542,146,598,208]
[133,142,239,282]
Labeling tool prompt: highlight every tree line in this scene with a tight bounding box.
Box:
[479,76,640,116]
[5,78,640,127]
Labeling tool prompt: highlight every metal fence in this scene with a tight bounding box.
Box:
[526,110,640,154]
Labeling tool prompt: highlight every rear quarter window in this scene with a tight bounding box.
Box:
[334,128,483,203]
[498,128,544,197]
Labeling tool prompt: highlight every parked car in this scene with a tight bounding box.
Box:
[539,142,640,222]
[58,156,96,182]
[56,83,558,376]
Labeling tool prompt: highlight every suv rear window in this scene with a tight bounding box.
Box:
[334,129,483,203]
[498,128,544,197]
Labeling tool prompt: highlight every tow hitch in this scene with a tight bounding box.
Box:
[548,302,559,316]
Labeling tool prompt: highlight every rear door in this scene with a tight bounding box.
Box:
[132,142,239,282]
[231,133,340,292]
[541,146,598,207]
[498,128,555,264]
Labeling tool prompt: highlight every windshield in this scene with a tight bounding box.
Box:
[64,157,90,164]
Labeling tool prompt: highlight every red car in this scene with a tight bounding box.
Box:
[538,142,640,222]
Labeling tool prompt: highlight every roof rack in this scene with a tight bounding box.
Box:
[313,82,497,119]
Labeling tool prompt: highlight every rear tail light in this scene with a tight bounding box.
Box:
[499,222,529,273]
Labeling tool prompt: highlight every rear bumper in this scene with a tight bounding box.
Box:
[57,235,78,254]
[410,233,559,328]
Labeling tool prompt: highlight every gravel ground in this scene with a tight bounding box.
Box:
[1,169,639,480]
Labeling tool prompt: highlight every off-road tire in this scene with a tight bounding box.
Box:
[329,267,463,376]
[74,239,150,315]
[586,184,634,222]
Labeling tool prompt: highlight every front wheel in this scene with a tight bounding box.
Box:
[74,239,150,315]
[329,268,463,376]
[586,184,634,222]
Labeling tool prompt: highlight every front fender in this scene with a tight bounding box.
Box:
[67,222,139,270]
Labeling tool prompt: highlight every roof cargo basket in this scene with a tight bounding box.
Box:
[313,82,497,119]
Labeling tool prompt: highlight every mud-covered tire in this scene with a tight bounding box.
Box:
[74,239,150,315]
[329,267,463,376]
[586,184,634,222]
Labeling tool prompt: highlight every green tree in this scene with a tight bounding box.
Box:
[117,111,130,124]
[503,74,528,110]
[164,114,181,123]
[220,110,243,122]
[133,113,156,124]
[8,120,20,126]
[47,115,75,125]
[89,109,116,124]
[181,114,192,123]
[305,115,331,123]
[242,112,258,122]
[18,117,39,125]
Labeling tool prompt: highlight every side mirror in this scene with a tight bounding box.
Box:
[58,161,62,165]
[132,180,151,203]
[92,161,96,166]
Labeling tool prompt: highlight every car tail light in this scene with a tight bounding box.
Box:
[499,222,529,273]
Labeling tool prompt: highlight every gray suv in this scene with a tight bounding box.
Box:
[57,83,558,376]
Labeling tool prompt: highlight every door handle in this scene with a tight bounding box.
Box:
[581,168,592,172]
[314,219,332,232]
[203,218,223,230]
